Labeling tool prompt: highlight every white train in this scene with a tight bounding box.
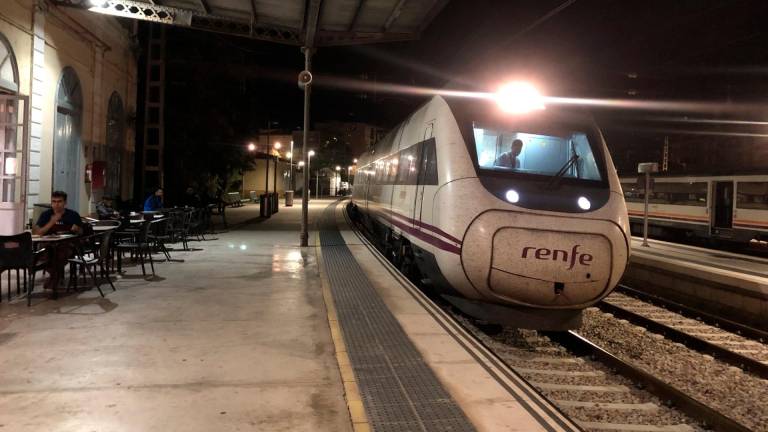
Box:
[350,95,630,330]
[620,174,768,245]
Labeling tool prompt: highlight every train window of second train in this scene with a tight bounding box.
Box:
[649,182,707,206]
[621,183,644,202]
[737,182,768,210]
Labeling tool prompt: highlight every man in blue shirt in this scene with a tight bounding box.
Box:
[33,190,83,235]
[144,188,164,211]
[33,191,83,292]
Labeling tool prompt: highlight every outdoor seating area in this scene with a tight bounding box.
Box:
[0,205,223,306]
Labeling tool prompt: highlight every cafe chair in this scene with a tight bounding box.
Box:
[0,233,47,306]
[67,230,116,296]
[116,221,155,277]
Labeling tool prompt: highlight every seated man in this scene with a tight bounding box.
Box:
[144,188,164,211]
[33,191,83,291]
[494,139,524,169]
[96,195,119,220]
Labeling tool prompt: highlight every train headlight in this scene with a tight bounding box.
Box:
[496,82,546,114]
[577,196,591,210]
[505,189,520,203]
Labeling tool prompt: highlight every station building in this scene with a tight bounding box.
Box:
[0,0,137,234]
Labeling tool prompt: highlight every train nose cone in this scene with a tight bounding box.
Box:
[461,211,628,307]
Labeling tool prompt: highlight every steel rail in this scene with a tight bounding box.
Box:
[598,300,768,380]
[547,331,753,432]
[617,285,768,342]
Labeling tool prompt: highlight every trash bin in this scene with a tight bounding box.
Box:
[259,194,271,218]
[285,190,294,207]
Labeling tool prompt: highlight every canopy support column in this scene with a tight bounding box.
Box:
[300,46,314,247]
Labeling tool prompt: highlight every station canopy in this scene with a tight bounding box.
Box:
[53,0,448,47]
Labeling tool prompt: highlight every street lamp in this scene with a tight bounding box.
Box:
[308,150,315,200]
[289,140,294,190]
[247,142,256,152]
[335,166,341,196]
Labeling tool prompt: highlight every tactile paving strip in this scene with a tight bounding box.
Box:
[319,203,476,432]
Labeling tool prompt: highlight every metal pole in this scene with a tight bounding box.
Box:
[642,171,650,247]
[264,154,269,200]
[300,47,312,247]
[307,156,311,202]
[289,140,294,190]
[273,155,277,197]
[265,122,270,198]
[316,172,319,199]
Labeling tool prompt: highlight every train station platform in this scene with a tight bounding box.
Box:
[0,199,578,431]
[625,237,768,330]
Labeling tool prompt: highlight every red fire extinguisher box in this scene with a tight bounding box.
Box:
[91,160,106,189]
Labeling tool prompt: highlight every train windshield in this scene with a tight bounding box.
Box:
[473,124,603,181]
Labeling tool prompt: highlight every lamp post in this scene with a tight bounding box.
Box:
[335,166,341,196]
[273,142,281,209]
[286,151,293,190]
[308,150,315,201]
[245,142,256,198]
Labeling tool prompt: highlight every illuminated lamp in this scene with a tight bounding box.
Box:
[496,82,545,114]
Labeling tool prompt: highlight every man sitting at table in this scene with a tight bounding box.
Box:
[33,191,83,290]
[96,195,120,220]
[143,188,164,211]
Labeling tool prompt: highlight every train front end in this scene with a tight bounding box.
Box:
[438,97,630,330]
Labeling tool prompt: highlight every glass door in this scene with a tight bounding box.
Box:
[0,95,28,234]
[713,181,734,229]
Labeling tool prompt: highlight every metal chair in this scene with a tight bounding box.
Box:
[116,221,155,277]
[0,233,47,306]
[148,218,173,261]
[67,230,115,296]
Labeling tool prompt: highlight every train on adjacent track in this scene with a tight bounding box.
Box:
[620,173,768,247]
[349,94,630,330]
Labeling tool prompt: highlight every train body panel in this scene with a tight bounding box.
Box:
[352,95,630,329]
[620,174,768,244]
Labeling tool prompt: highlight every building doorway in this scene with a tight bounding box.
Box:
[53,67,82,208]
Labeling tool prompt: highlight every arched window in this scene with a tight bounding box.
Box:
[0,33,19,204]
[105,92,124,198]
[0,33,18,94]
[53,67,83,207]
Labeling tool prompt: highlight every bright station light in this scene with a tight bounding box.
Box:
[505,189,520,203]
[577,196,591,210]
[496,82,546,114]
[308,150,315,157]
[247,143,256,151]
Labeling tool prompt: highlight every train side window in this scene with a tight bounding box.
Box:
[421,138,438,185]
[644,182,707,206]
[396,144,420,185]
[737,182,768,210]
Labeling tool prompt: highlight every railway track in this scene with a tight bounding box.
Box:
[456,312,761,432]
[600,288,768,380]
[346,206,764,432]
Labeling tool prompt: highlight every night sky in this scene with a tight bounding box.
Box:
[161,0,768,178]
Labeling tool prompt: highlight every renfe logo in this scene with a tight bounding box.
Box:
[521,245,593,270]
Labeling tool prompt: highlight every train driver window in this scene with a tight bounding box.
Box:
[473,125,602,181]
